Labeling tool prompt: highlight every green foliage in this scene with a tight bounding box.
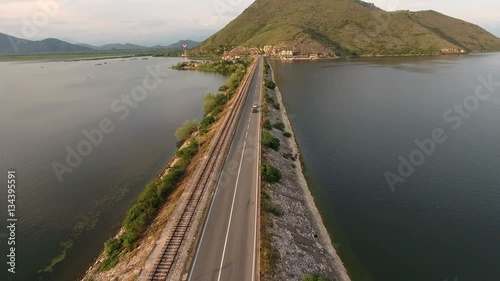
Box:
[203,93,217,115]
[175,139,199,167]
[283,132,292,138]
[219,85,229,92]
[262,131,280,151]
[303,274,331,281]
[265,93,275,104]
[194,0,500,57]
[273,122,285,131]
[99,238,122,271]
[261,162,282,183]
[199,116,216,134]
[272,102,280,110]
[196,59,249,75]
[282,153,296,161]
[263,119,272,130]
[264,62,270,75]
[204,93,229,115]
[175,120,198,141]
[263,201,284,217]
[100,138,198,271]
[264,80,276,90]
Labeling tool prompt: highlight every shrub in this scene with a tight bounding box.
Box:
[265,93,275,104]
[175,120,198,141]
[273,103,280,110]
[262,131,280,151]
[218,85,229,92]
[263,119,272,130]
[212,106,223,116]
[263,201,284,217]
[199,116,216,134]
[100,138,199,271]
[203,93,217,114]
[273,122,285,131]
[261,162,282,183]
[204,93,229,115]
[282,153,295,160]
[283,132,292,138]
[100,237,122,270]
[175,139,198,166]
[264,80,276,89]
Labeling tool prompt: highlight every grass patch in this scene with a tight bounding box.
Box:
[263,201,284,217]
[263,119,272,130]
[262,131,280,151]
[199,115,216,135]
[264,79,276,89]
[261,162,282,183]
[282,153,297,161]
[273,122,285,131]
[261,189,281,277]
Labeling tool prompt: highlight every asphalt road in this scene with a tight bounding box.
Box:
[188,57,263,281]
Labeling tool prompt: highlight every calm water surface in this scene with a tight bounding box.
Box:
[0,57,226,281]
[273,54,500,281]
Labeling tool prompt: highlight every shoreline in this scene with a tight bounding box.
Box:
[81,58,255,281]
[262,60,351,281]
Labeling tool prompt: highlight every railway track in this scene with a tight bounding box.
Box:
[148,59,258,281]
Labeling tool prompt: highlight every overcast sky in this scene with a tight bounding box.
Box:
[1,0,499,46]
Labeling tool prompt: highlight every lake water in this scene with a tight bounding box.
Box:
[0,57,226,281]
[273,54,500,281]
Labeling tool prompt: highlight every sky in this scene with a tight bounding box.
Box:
[0,0,499,46]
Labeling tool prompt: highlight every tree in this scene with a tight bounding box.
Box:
[175,120,198,141]
[204,93,217,115]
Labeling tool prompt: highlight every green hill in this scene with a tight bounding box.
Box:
[196,0,500,56]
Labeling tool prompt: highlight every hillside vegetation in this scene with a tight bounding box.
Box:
[196,0,500,56]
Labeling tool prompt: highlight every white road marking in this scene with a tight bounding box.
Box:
[251,59,263,281]
[217,135,249,281]
[190,59,261,281]
[188,169,226,281]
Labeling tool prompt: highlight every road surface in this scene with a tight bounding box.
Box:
[188,57,263,281]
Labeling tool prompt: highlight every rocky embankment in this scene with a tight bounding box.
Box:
[261,60,350,281]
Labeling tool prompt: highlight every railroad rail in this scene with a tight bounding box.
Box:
[148,58,258,281]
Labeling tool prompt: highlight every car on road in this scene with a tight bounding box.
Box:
[252,104,259,113]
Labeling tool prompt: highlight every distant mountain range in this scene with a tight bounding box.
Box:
[0,32,200,55]
[196,0,500,56]
[77,40,200,51]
